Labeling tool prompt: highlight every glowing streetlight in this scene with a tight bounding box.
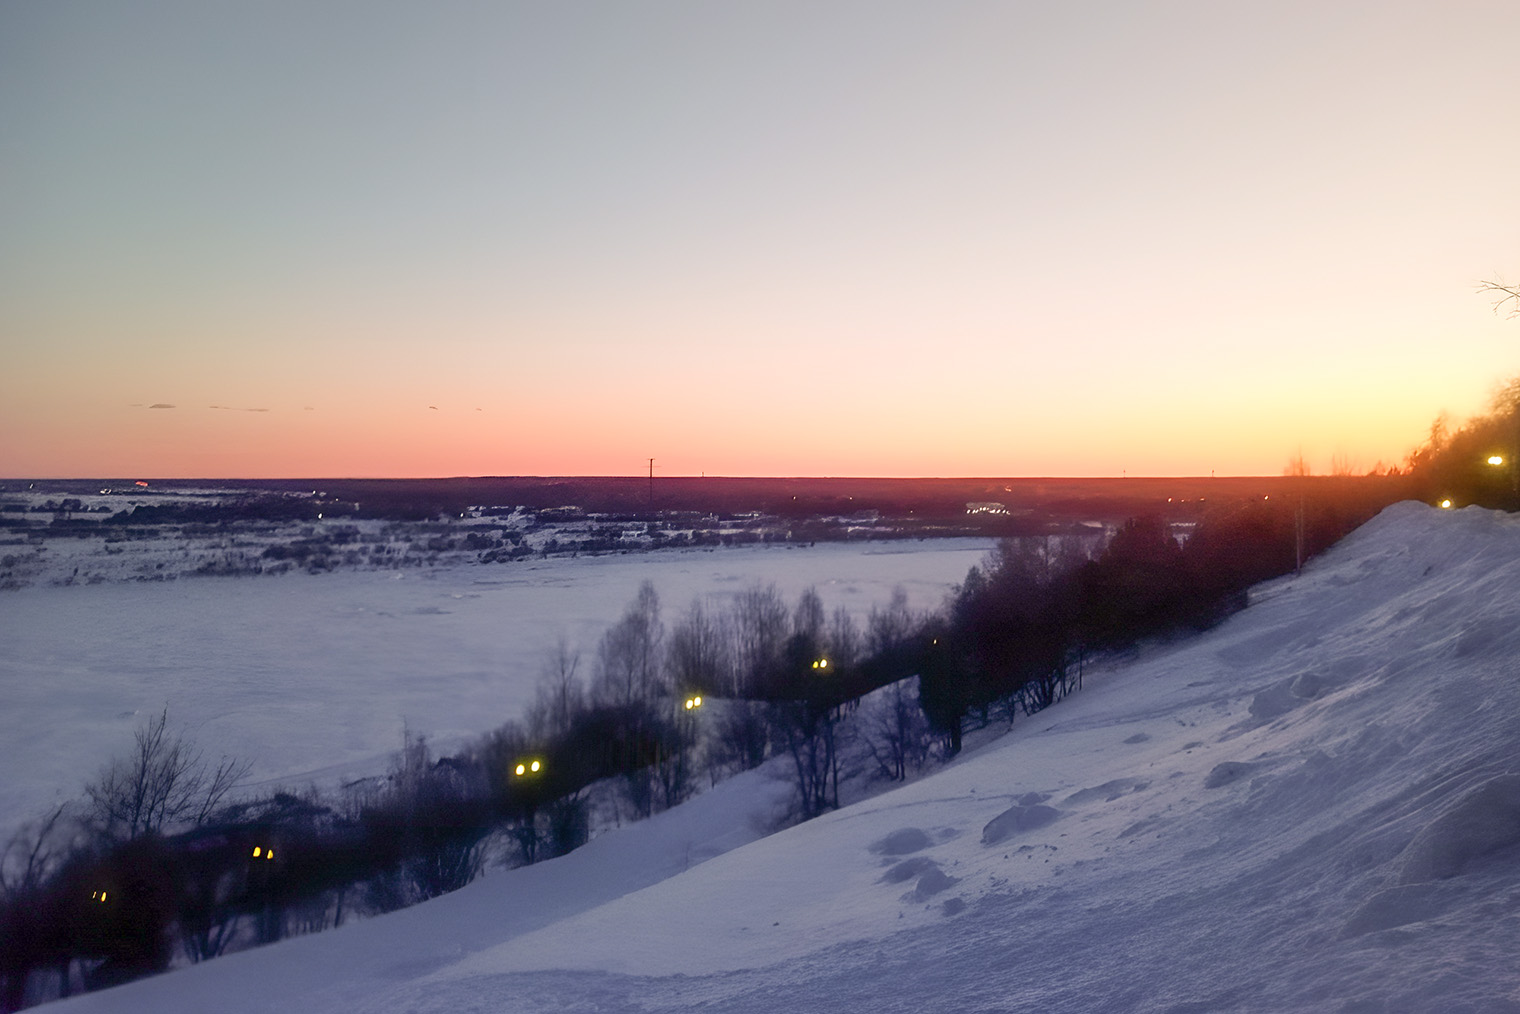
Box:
[91,890,108,903]
[811,658,829,671]
[252,845,274,860]
[683,695,703,710]
[514,759,543,777]
[1489,455,1506,467]
[1439,499,1453,509]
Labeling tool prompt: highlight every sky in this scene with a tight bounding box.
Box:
[2,1,1517,479]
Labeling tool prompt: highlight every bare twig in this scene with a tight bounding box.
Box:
[1479,278,1520,318]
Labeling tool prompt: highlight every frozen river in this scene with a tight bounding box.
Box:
[0,538,991,838]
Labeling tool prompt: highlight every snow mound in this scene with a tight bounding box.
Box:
[869,827,932,856]
[1341,883,1454,938]
[980,802,1062,844]
[1397,773,1520,884]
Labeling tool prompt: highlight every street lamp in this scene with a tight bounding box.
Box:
[514,759,543,777]
[1485,452,1517,500]
[1439,499,1453,509]
[683,695,703,710]
[811,658,830,671]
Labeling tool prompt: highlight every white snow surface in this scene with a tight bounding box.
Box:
[40,504,1520,1011]
[0,539,990,840]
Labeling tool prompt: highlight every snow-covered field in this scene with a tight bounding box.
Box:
[34,503,1520,1011]
[0,538,991,842]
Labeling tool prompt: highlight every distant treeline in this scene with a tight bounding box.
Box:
[0,481,1401,1010]
[1407,376,1520,512]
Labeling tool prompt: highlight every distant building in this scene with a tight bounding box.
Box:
[965,502,1010,516]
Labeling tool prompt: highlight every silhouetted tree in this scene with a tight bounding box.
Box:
[84,709,248,842]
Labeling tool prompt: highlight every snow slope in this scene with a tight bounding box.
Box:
[49,504,1520,1012]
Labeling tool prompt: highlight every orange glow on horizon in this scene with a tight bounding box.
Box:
[0,392,1445,480]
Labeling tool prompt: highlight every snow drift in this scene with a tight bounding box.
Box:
[48,503,1520,1013]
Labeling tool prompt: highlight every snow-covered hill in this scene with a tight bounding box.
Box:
[49,503,1520,1013]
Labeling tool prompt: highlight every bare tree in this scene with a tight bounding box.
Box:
[826,607,861,671]
[703,700,769,782]
[867,586,914,655]
[666,598,730,697]
[793,587,825,645]
[860,677,931,782]
[0,804,78,901]
[592,581,665,708]
[1480,277,1520,318]
[85,708,249,841]
[1329,451,1361,477]
[525,637,585,740]
[768,699,840,820]
[374,730,489,905]
[728,584,789,696]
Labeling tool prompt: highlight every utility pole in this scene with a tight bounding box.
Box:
[648,458,655,507]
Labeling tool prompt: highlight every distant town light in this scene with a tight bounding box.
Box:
[1488,455,1505,466]
[1439,499,1453,509]
[684,695,703,710]
[812,658,829,670]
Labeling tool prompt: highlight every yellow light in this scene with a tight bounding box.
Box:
[1439,499,1453,509]
[693,695,701,708]
[1489,455,1505,466]
[266,848,274,860]
[514,763,526,776]
[530,760,541,773]
[252,846,261,857]
[684,699,693,709]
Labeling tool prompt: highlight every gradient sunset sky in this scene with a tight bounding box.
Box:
[3,2,1517,479]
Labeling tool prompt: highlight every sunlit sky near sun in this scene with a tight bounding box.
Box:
[3,1,1517,479]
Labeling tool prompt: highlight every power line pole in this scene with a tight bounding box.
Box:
[648,458,655,507]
